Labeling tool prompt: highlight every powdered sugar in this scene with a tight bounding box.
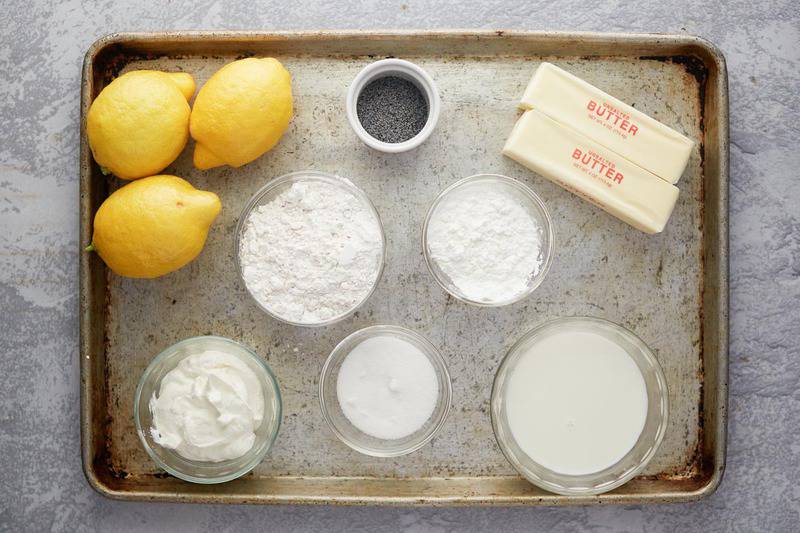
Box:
[426,182,543,303]
[239,178,383,324]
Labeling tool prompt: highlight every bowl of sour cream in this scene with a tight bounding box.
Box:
[134,336,282,484]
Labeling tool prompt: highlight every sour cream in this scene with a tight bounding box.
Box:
[150,350,265,462]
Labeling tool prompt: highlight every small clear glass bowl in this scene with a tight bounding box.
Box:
[319,325,452,457]
[422,174,554,307]
[491,317,669,496]
[134,336,282,484]
[235,170,386,327]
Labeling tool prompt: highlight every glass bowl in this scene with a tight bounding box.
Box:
[422,174,554,307]
[235,170,386,327]
[491,317,669,495]
[319,325,452,457]
[134,336,282,484]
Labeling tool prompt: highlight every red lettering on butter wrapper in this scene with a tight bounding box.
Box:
[586,100,639,137]
[571,147,624,184]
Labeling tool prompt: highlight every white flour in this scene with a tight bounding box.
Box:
[239,179,383,323]
[427,184,543,303]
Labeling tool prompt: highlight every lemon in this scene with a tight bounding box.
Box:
[88,175,221,278]
[190,58,293,169]
[87,70,195,180]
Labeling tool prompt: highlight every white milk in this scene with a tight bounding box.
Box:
[505,330,648,475]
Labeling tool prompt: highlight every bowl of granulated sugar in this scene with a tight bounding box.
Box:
[235,171,386,326]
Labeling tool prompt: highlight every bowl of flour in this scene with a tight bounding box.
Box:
[236,171,386,326]
[422,174,554,306]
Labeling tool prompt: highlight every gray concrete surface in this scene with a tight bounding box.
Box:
[1,0,798,531]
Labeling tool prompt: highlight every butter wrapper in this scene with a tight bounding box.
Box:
[503,109,679,234]
[520,62,694,185]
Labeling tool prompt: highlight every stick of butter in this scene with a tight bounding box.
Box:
[503,109,679,234]
[520,63,694,184]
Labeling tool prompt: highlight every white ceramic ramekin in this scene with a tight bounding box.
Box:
[345,58,441,153]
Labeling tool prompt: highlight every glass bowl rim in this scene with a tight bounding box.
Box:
[133,335,283,484]
[318,324,453,457]
[421,173,555,307]
[490,316,669,495]
[234,170,387,327]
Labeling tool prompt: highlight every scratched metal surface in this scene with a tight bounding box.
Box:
[101,50,704,483]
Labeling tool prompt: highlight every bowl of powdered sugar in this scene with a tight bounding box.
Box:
[236,171,386,326]
[423,174,554,306]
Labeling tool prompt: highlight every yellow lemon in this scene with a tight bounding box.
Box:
[190,58,293,169]
[87,70,195,180]
[89,175,221,278]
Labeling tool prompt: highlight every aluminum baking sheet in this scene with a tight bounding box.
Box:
[79,31,728,505]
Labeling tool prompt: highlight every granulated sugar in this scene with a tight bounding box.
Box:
[239,179,383,324]
[336,334,439,440]
[426,184,543,303]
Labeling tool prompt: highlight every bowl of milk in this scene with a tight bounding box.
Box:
[491,317,669,495]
